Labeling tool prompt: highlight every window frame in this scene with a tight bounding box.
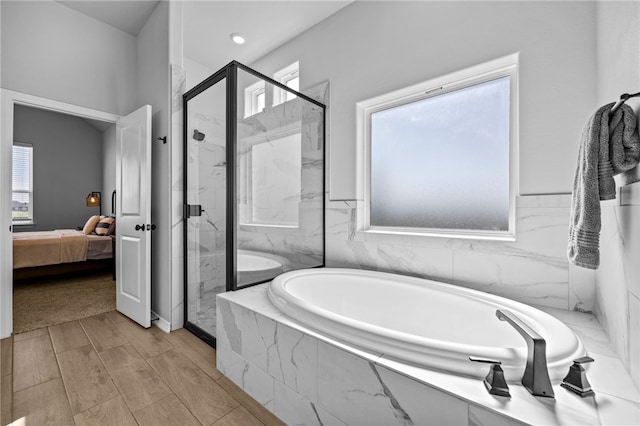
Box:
[239,124,302,229]
[273,61,299,106]
[358,54,519,241]
[243,80,265,118]
[12,142,34,226]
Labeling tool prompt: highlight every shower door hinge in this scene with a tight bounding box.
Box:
[185,204,204,218]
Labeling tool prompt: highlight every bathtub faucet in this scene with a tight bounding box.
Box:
[496,309,555,398]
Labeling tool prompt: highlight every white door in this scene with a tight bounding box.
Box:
[116,105,152,327]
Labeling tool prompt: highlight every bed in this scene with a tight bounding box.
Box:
[13,229,113,268]
[13,224,115,280]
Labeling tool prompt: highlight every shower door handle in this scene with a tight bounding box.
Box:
[186,204,204,218]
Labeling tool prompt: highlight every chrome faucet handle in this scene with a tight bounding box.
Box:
[469,356,511,398]
[561,356,595,397]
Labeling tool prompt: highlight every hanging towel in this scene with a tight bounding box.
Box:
[568,103,640,269]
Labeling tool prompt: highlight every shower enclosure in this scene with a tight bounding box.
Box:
[183,62,326,345]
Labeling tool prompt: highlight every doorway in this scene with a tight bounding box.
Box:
[11,103,118,333]
[1,90,120,338]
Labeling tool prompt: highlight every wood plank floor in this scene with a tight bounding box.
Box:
[2,311,285,426]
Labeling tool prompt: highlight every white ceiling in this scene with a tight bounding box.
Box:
[57,1,161,36]
[57,0,352,70]
[183,1,352,71]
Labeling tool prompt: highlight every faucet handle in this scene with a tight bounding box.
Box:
[561,356,595,397]
[469,356,511,398]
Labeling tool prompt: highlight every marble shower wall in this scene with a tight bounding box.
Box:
[236,81,328,272]
[326,194,596,312]
[596,181,640,388]
[170,64,186,330]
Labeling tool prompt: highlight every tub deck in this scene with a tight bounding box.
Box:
[217,283,640,426]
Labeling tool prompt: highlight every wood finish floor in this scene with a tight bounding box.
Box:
[0,311,285,426]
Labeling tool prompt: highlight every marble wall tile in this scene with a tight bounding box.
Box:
[317,340,397,425]
[595,393,640,426]
[569,263,596,313]
[569,324,617,358]
[316,340,468,425]
[216,297,275,371]
[507,207,569,259]
[619,180,640,205]
[516,194,571,208]
[268,323,318,402]
[273,380,346,426]
[170,64,186,331]
[171,255,184,330]
[628,293,639,389]
[326,236,454,283]
[452,251,569,309]
[374,364,469,426]
[619,206,640,300]
[587,352,640,403]
[596,205,631,368]
[217,345,274,410]
[468,405,528,426]
[325,193,584,313]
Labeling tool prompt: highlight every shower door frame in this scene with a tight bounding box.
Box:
[183,61,326,347]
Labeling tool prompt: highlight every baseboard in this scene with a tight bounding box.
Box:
[151,311,171,333]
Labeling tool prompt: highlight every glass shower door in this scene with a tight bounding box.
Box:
[184,75,227,344]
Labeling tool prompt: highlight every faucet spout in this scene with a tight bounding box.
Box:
[496,309,555,398]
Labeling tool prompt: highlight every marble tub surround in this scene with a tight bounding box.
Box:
[595,180,640,389]
[326,194,595,312]
[216,284,640,426]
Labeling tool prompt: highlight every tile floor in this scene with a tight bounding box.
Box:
[0,311,285,426]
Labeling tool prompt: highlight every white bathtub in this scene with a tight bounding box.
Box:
[268,268,586,382]
[237,249,290,286]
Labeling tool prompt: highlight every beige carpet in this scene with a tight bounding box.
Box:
[13,272,116,334]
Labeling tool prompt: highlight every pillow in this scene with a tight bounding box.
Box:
[82,215,101,235]
[107,218,116,236]
[95,216,115,236]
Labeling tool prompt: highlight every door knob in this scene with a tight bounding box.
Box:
[135,224,145,231]
[146,224,157,231]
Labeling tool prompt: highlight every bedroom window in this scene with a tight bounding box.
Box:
[12,143,34,225]
[358,54,518,240]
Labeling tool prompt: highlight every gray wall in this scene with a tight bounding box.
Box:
[13,105,103,232]
[136,1,172,325]
[250,1,597,199]
[0,1,137,116]
[102,124,116,215]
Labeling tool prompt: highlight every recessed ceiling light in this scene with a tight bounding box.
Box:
[230,33,245,45]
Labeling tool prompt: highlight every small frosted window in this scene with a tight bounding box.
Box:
[370,77,511,232]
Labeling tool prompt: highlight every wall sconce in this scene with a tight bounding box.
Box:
[86,191,101,216]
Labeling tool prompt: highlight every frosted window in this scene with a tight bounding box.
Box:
[12,143,34,224]
[370,77,510,231]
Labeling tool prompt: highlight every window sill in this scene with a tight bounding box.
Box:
[12,222,36,229]
[240,222,299,230]
[363,226,516,242]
